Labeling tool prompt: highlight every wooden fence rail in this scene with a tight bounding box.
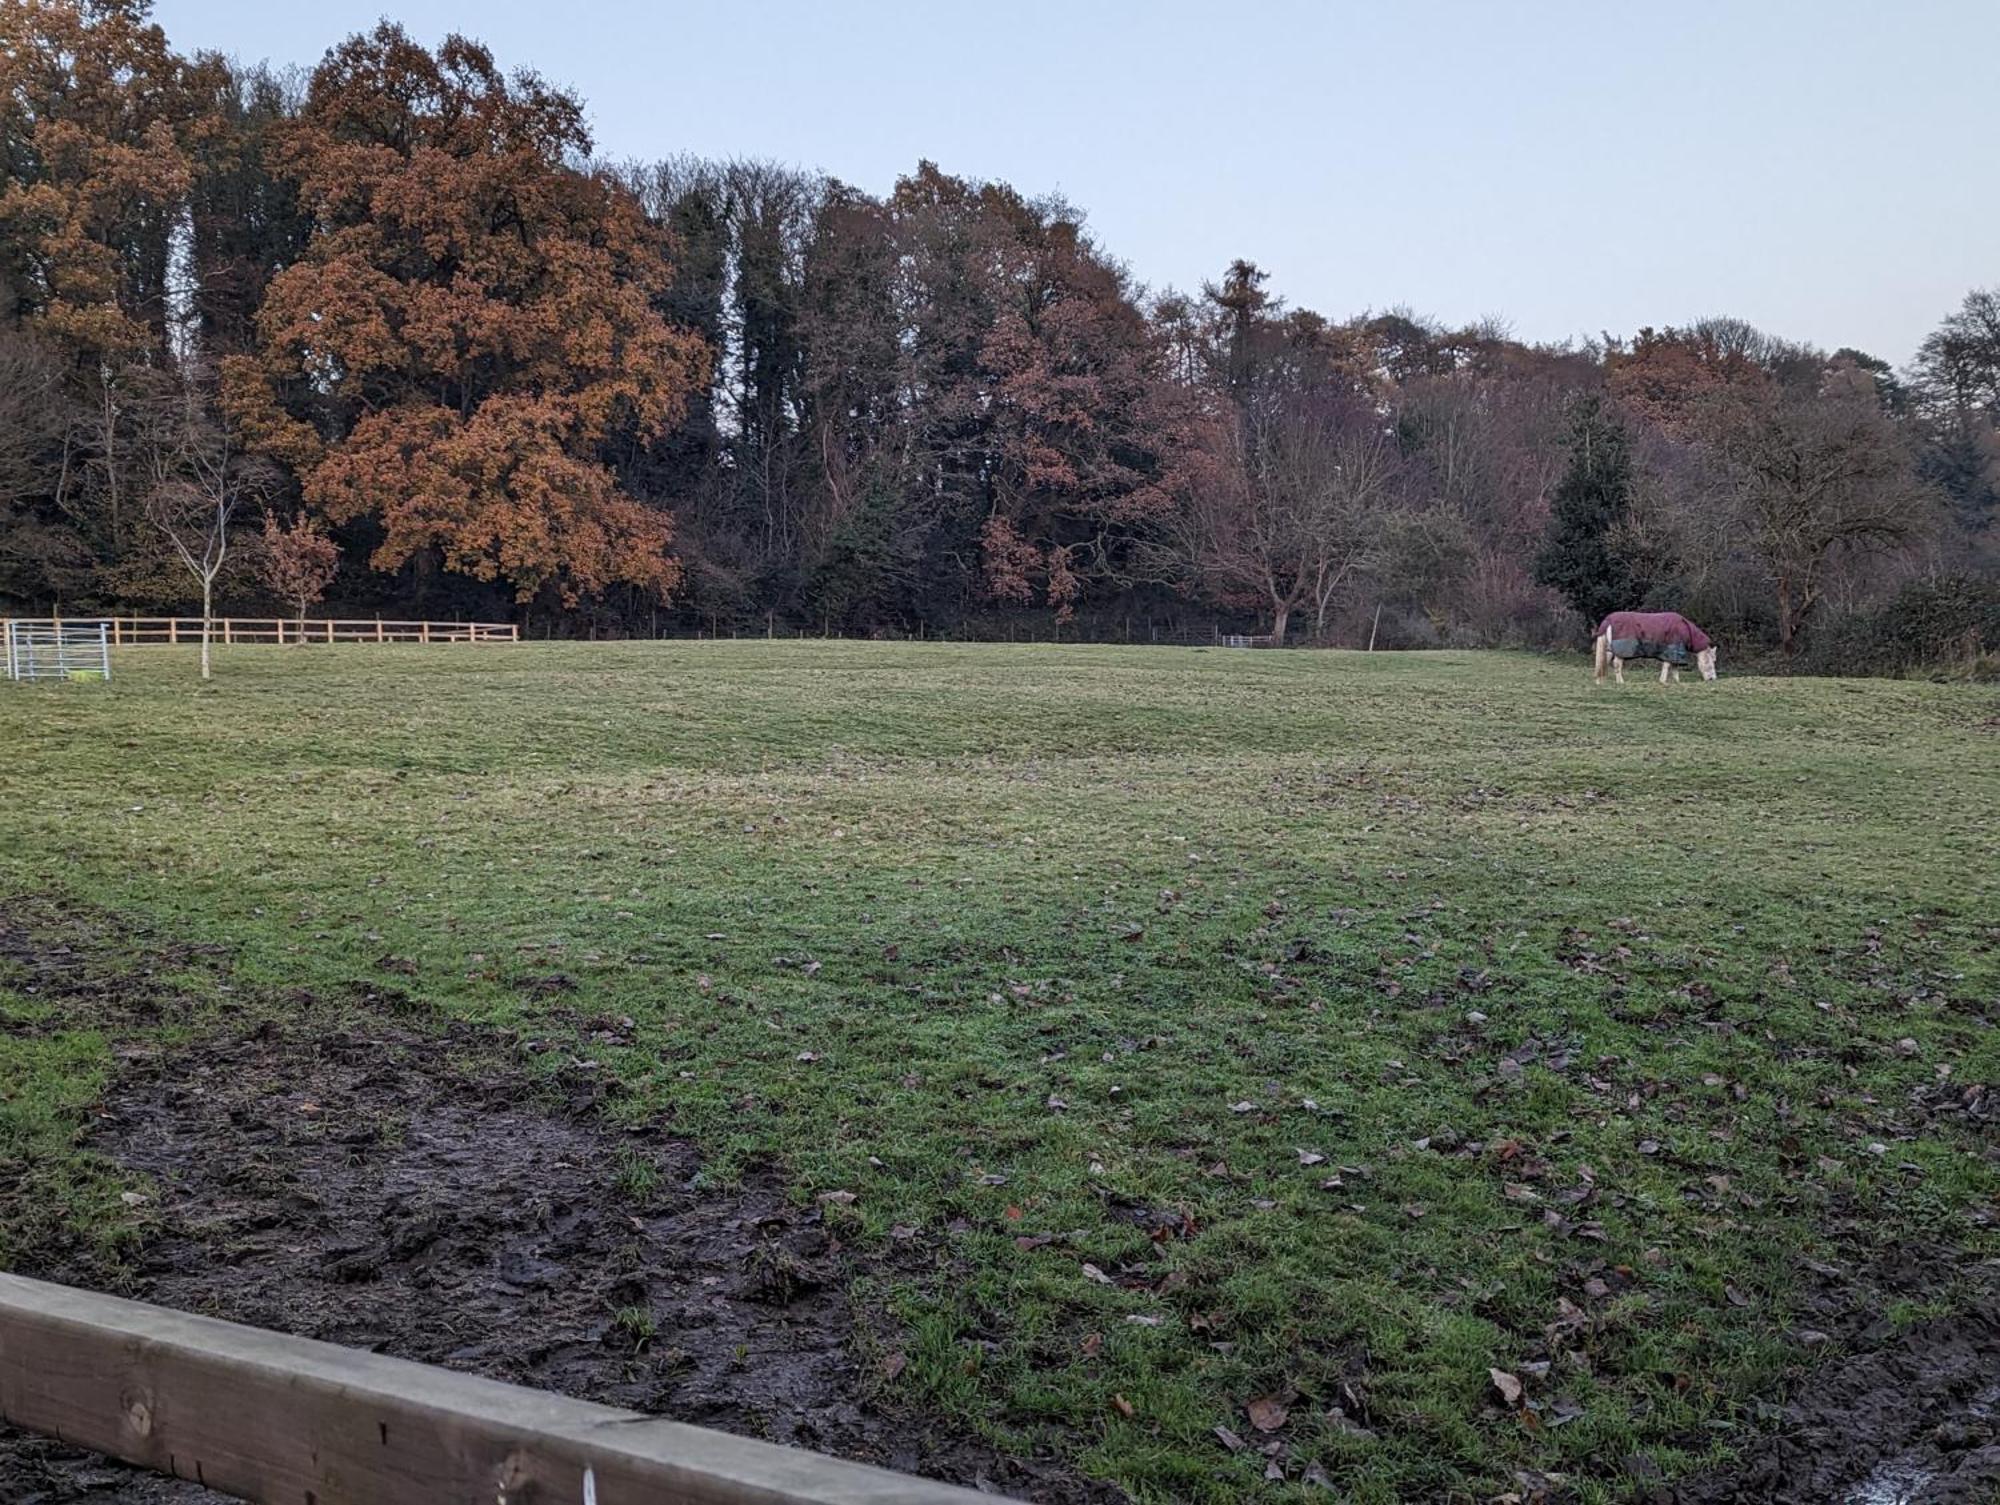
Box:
[0,617,519,646]
[0,1273,992,1505]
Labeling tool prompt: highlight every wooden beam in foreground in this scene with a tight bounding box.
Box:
[0,1274,998,1505]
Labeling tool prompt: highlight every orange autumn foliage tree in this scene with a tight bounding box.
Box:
[222,26,709,605]
[0,0,201,364]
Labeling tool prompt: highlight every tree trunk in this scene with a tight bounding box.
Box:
[200,577,214,681]
[1270,603,1290,644]
[1776,572,1797,658]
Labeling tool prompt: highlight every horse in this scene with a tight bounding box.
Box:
[1593,610,1718,685]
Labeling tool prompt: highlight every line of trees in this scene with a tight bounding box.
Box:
[4,2,1996,669]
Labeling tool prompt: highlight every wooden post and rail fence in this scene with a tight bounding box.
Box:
[0,1273,991,1504]
[22,616,522,645]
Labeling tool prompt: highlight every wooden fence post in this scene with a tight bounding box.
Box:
[168,619,177,645]
[421,621,431,644]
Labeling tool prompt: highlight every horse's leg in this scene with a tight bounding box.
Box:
[1593,633,1609,684]
[1613,656,1625,685]
[1661,660,1672,685]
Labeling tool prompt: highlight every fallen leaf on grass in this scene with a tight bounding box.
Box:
[1110,1393,1135,1418]
[816,1190,857,1206]
[1080,1263,1114,1286]
[877,1351,907,1381]
[1125,1314,1163,1327]
[1490,1368,1524,1407]
[1298,1150,1325,1166]
[1246,1396,1290,1431]
[1213,1425,1244,1452]
[1080,1332,1102,1358]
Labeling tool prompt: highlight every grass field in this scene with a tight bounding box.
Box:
[2,642,1996,1502]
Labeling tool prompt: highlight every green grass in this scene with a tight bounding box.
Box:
[2,641,1996,1502]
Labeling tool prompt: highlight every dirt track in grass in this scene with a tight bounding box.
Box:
[0,907,1113,1502]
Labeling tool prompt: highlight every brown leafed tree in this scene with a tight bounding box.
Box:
[0,0,201,363]
[222,26,710,607]
[256,510,338,633]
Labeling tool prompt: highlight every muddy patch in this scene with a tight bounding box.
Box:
[0,920,1114,1502]
[1671,1305,2000,1505]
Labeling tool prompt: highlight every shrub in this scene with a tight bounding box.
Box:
[1810,576,2000,679]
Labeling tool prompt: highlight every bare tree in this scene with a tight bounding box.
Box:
[1162,392,1394,642]
[1707,367,1937,654]
[140,373,275,679]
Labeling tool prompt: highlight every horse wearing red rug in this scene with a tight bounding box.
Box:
[1593,611,1717,684]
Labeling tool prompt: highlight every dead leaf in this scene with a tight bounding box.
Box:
[1229,1100,1257,1114]
[1080,1263,1114,1286]
[1246,1396,1290,1432]
[1297,1150,1325,1166]
[1213,1425,1245,1452]
[1124,1314,1162,1327]
[816,1190,857,1206]
[1490,1368,1525,1407]
[1080,1332,1102,1358]
[1110,1393,1135,1418]
[877,1351,907,1381]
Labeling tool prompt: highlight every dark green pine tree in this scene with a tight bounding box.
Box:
[1534,394,1639,626]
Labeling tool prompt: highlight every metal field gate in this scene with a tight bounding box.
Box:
[3,619,112,682]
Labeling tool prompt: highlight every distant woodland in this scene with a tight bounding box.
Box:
[4,2,1996,668]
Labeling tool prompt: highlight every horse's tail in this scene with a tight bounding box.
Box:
[1592,632,1609,684]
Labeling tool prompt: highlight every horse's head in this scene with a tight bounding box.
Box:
[1697,646,1718,681]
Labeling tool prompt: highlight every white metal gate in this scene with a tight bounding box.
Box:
[2,619,112,682]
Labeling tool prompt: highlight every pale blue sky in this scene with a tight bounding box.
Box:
[151,0,1998,365]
